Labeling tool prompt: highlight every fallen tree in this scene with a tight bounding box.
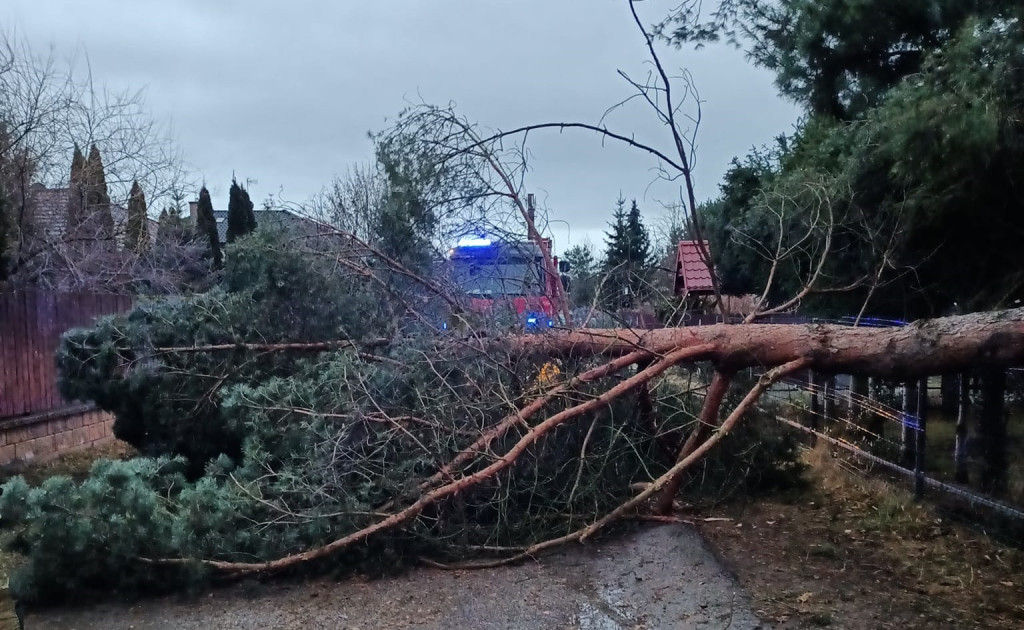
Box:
[5,262,1020,599]
[498,307,1024,377]
[5,0,1024,605]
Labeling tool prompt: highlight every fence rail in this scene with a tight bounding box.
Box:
[0,291,131,420]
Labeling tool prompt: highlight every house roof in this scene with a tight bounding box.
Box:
[675,240,715,295]
[29,185,70,240]
[27,184,155,243]
[210,208,324,244]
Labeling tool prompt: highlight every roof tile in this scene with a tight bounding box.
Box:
[675,240,714,294]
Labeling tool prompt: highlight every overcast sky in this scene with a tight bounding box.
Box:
[7,0,798,253]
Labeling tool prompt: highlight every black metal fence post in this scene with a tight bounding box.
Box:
[915,376,928,500]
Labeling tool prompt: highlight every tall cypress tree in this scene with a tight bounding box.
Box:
[226,179,246,243]
[84,144,114,242]
[65,145,87,235]
[242,186,257,233]
[227,178,259,243]
[125,180,150,254]
[195,186,222,267]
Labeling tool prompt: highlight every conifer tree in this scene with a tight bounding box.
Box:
[195,186,222,267]
[226,179,250,243]
[83,144,114,242]
[602,197,653,309]
[125,180,150,254]
[65,144,87,234]
[157,206,189,245]
[242,186,257,233]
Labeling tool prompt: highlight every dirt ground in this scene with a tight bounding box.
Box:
[694,450,1024,630]
[29,524,765,630]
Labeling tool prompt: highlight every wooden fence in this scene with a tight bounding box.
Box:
[0,291,132,420]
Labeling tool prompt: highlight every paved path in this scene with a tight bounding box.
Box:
[31,524,767,629]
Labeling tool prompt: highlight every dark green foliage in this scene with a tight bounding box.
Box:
[57,229,387,468]
[156,205,190,246]
[194,186,222,267]
[65,144,86,233]
[226,178,256,243]
[602,198,654,309]
[562,243,598,308]
[692,7,1024,319]
[0,459,194,601]
[125,180,150,254]
[661,0,1019,119]
[700,144,786,298]
[4,356,802,602]
[84,144,114,241]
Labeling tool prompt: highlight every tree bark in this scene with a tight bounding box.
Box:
[499,307,1024,378]
[654,369,733,514]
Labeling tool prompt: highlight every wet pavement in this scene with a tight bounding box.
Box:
[32,524,767,629]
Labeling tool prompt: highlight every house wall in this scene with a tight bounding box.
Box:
[0,405,114,467]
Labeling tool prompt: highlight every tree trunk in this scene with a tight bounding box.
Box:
[979,367,1008,495]
[502,307,1024,379]
[654,370,733,514]
[954,372,970,484]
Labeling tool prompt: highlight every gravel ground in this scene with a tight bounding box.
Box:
[30,524,768,629]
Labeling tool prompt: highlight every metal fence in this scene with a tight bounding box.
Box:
[0,291,132,420]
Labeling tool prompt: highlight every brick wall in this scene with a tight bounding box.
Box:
[0,405,114,466]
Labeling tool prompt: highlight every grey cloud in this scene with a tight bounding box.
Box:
[7,0,798,251]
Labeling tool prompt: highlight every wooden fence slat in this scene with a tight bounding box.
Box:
[0,291,132,421]
[15,292,30,416]
[0,296,13,417]
[24,291,40,414]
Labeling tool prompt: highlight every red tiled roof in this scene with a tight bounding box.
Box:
[675,240,714,295]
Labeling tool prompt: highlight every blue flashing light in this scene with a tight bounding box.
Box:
[526,316,538,326]
[547,319,554,327]
[457,237,492,248]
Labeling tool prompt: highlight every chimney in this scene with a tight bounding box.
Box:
[189,201,199,224]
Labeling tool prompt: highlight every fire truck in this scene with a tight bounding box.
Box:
[446,236,567,330]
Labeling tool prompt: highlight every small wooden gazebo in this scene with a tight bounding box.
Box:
[674,240,715,297]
